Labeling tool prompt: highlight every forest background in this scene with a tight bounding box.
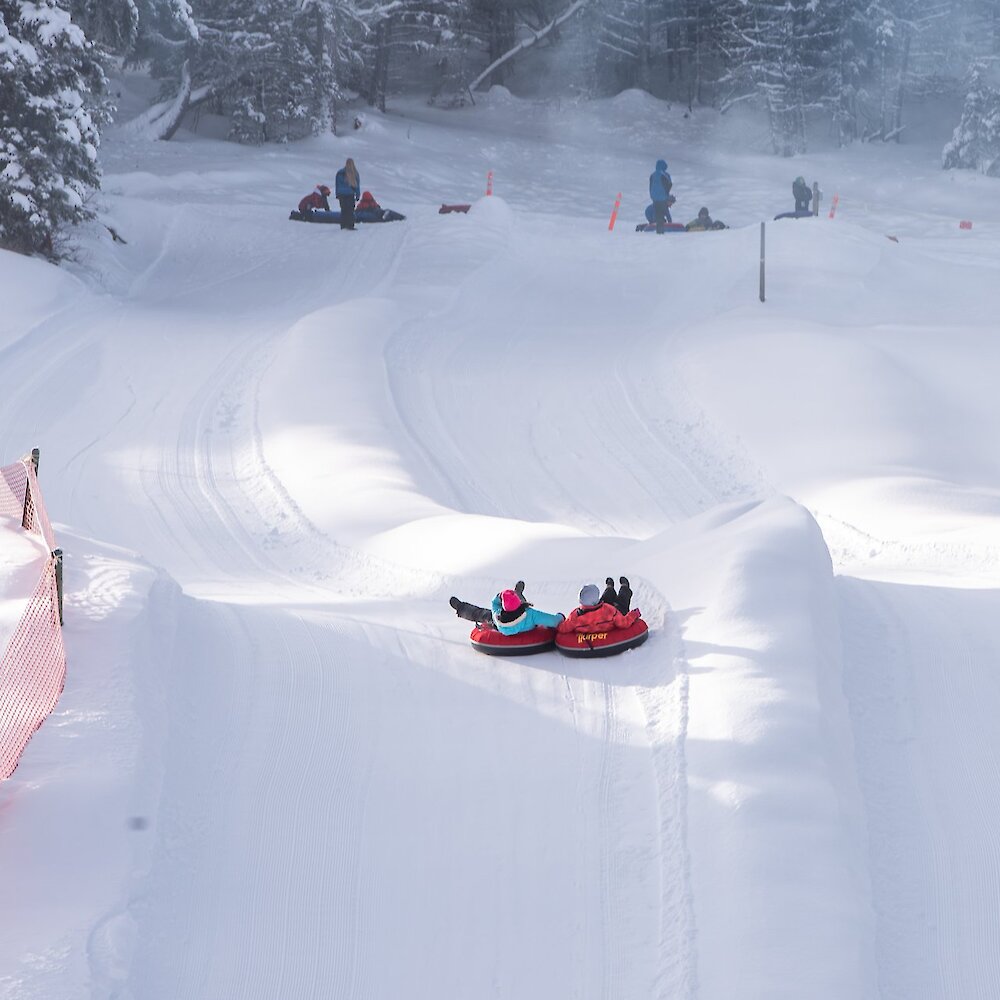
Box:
[2,0,1000,258]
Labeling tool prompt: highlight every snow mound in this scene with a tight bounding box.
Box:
[468,193,513,229]
[0,517,49,650]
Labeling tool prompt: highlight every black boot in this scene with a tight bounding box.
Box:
[617,577,632,613]
[450,596,493,625]
[600,576,618,607]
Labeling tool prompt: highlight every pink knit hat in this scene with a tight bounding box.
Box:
[500,589,521,612]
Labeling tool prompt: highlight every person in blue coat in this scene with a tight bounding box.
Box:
[335,157,361,230]
[450,582,565,635]
[649,159,673,233]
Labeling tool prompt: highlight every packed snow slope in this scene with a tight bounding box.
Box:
[1,89,999,1000]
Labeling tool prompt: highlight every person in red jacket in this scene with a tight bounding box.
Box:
[357,190,380,212]
[298,184,331,213]
[557,582,641,635]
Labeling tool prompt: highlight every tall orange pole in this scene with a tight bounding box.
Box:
[608,192,622,231]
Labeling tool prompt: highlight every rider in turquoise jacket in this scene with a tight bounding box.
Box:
[489,592,565,635]
[449,583,565,635]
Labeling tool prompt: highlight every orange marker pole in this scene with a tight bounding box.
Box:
[608,192,622,231]
[828,193,839,219]
[486,170,493,196]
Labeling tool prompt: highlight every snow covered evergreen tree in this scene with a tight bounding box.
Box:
[68,0,138,54]
[943,61,1000,173]
[717,0,836,155]
[0,0,104,258]
[171,0,371,142]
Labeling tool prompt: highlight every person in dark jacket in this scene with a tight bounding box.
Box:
[450,581,565,635]
[685,206,728,231]
[793,176,812,213]
[335,158,361,230]
[298,184,331,213]
[649,159,673,233]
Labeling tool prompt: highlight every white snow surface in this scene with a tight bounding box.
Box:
[1,90,999,999]
[0,517,49,650]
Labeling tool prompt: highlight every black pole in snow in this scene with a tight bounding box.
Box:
[759,222,766,303]
[53,549,64,626]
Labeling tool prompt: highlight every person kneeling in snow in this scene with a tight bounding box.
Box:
[792,176,812,213]
[450,582,565,634]
[557,582,641,636]
[298,184,331,213]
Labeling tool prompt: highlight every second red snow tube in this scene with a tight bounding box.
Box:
[555,619,649,658]
[470,625,557,656]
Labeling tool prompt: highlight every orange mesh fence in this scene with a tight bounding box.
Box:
[0,560,65,778]
[25,462,56,551]
[0,461,27,521]
[0,456,65,780]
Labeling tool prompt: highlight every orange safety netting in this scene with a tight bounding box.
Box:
[0,457,65,780]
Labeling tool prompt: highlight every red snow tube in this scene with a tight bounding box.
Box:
[470,624,557,656]
[555,619,649,658]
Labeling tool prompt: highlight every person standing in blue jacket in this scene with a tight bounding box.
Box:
[335,157,361,230]
[649,159,673,233]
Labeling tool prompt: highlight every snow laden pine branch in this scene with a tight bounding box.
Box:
[465,0,591,94]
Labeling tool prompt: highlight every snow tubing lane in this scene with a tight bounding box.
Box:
[470,625,557,656]
[555,619,649,658]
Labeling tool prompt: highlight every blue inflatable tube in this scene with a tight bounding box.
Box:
[289,208,406,224]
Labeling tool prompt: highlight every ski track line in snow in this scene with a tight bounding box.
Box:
[125,606,378,999]
[0,301,107,464]
[635,615,698,1000]
[376,216,527,521]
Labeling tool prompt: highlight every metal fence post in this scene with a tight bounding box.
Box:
[759,222,766,303]
[21,471,32,531]
[53,549,64,626]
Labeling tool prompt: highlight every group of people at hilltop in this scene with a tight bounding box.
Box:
[647,158,728,232]
[647,158,816,231]
[450,577,640,638]
[297,157,363,229]
[296,154,812,234]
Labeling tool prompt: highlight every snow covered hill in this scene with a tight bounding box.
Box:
[1,92,998,1000]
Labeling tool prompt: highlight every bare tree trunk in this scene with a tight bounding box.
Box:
[466,0,592,93]
[488,6,517,86]
[637,3,651,91]
[368,18,392,111]
[892,27,911,142]
[878,45,888,139]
